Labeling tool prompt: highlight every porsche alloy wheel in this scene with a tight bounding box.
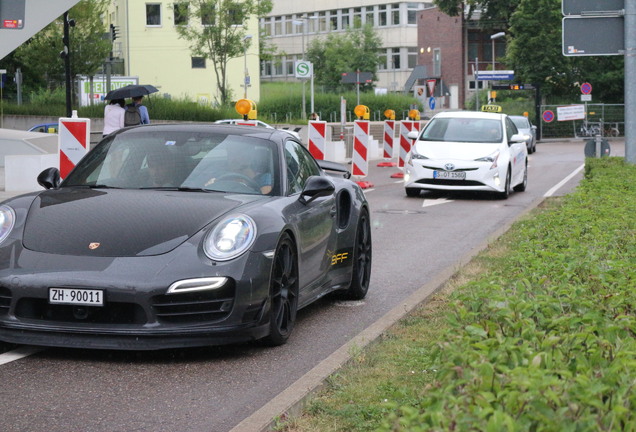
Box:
[264,233,299,346]
[340,209,372,300]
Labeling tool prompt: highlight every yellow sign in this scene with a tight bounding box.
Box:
[481,104,502,113]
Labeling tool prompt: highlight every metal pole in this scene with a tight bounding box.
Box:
[625,1,636,163]
[63,11,72,118]
[302,24,306,120]
[475,57,479,110]
[243,45,248,98]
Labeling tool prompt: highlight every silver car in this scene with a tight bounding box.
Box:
[509,115,537,154]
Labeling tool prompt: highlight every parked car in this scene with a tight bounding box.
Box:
[509,115,537,153]
[28,122,59,133]
[404,110,528,199]
[0,124,371,350]
[214,119,301,140]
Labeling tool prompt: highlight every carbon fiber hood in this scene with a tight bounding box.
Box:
[22,188,260,257]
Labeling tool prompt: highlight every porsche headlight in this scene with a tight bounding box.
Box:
[204,214,256,261]
[0,205,16,245]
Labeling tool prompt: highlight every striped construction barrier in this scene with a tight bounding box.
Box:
[59,113,90,179]
[391,120,420,179]
[353,120,373,188]
[378,120,397,167]
[308,120,327,160]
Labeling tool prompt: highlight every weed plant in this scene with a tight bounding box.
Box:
[284,157,636,432]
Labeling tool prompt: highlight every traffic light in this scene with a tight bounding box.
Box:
[110,24,119,41]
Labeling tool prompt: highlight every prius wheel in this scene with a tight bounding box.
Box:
[514,162,528,192]
[264,233,298,346]
[340,209,372,300]
[498,168,511,199]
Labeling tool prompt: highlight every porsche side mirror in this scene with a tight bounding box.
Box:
[37,167,61,190]
[299,176,335,204]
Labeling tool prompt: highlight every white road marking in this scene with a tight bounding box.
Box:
[544,164,584,197]
[422,198,454,208]
[0,346,43,366]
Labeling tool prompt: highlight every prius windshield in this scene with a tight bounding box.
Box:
[420,117,503,143]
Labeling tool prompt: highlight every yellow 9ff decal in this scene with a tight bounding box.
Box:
[329,248,353,267]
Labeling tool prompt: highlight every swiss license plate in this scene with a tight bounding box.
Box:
[433,170,466,180]
[49,288,104,306]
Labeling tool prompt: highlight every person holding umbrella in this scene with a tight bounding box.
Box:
[104,84,158,126]
[126,95,150,126]
[103,98,125,137]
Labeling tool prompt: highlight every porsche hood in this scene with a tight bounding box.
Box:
[20,189,261,257]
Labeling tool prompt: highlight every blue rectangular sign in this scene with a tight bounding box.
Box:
[476,71,515,81]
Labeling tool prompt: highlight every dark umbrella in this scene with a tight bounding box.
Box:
[104,84,159,100]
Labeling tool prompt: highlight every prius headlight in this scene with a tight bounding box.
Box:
[0,205,16,245]
[204,214,256,261]
[475,150,500,169]
[407,145,428,163]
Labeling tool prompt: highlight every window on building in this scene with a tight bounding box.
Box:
[308,13,318,32]
[318,11,327,32]
[407,3,419,24]
[391,47,400,69]
[408,47,418,68]
[227,2,244,26]
[378,5,387,26]
[146,3,161,26]
[285,58,294,76]
[378,51,387,70]
[201,3,215,25]
[274,16,282,35]
[365,6,374,26]
[329,10,338,31]
[353,7,362,28]
[342,9,350,29]
[391,4,400,26]
[191,57,206,68]
[284,15,293,35]
[433,48,441,76]
[260,17,272,36]
[173,3,188,26]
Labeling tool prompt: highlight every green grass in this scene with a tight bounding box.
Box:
[280,157,636,432]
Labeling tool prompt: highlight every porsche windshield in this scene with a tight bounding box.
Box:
[63,130,279,195]
[420,117,503,143]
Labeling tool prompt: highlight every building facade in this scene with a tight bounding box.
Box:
[106,0,260,105]
[260,1,434,92]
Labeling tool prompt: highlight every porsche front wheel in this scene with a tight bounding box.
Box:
[264,233,299,346]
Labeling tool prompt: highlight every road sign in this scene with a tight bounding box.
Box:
[542,110,555,123]
[580,82,592,94]
[476,70,515,80]
[557,104,586,121]
[428,97,436,110]
[562,0,624,16]
[341,71,373,84]
[562,16,624,56]
[294,60,312,79]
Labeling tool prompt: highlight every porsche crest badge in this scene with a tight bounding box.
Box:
[88,242,101,250]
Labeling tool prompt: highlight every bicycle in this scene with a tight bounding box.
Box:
[578,122,602,137]
[600,119,620,137]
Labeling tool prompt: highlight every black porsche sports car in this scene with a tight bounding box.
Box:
[0,124,372,350]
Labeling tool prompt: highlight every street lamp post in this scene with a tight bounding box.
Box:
[293,18,307,119]
[243,34,252,99]
[490,32,505,71]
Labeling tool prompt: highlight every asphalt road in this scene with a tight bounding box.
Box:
[0,139,620,432]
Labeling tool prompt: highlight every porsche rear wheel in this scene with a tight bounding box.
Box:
[340,208,372,300]
[264,233,298,346]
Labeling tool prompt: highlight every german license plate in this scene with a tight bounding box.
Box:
[433,170,466,180]
[49,288,104,306]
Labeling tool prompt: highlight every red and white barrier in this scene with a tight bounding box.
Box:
[378,120,397,167]
[59,114,90,179]
[308,121,327,160]
[353,120,369,178]
[391,120,420,178]
[383,120,395,159]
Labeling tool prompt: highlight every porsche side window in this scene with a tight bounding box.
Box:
[284,141,320,194]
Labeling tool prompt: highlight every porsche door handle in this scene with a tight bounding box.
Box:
[330,207,337,218]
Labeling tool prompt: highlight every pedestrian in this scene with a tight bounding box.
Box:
[103,98,126,137]
[309,112,320,121]
[124,95,150,127]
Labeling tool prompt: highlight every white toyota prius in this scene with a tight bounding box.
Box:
[404,110,528,199]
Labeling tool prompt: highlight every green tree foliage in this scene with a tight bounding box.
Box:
[434,0,519,30]
[306,24,382,90]
[174,0,272,106]
[11,0,111,94]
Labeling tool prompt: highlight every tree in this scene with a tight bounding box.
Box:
[174,0,272,106]
[434,0,519,30]
[12,0,111,94]
[306,24,382,90]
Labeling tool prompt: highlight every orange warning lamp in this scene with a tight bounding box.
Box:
[408,109,420,121]
[384,109,395,120]
[354,104,370,120]
[235,99,257,120]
